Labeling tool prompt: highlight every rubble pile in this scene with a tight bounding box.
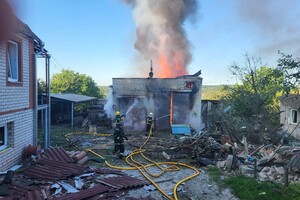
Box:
[0,146,151,199]
[178,131,300,185]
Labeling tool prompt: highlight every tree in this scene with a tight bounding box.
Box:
[38,78,46,94]
[51,69,103,98]
[277,53,300,94]
[221,55,285,140]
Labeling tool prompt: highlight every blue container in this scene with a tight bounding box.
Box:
[171,124,191,135]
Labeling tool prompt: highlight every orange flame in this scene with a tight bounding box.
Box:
[157,52,188,78]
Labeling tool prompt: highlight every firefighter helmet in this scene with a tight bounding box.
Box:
[116,111,120,115]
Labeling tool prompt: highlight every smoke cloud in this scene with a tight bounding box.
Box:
[235,0,300,56]
[122,0,198,77]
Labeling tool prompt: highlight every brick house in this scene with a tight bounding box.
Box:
[0,18,50,171]
[279,94,300,139]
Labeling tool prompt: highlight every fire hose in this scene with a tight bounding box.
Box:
[86,125,200,200]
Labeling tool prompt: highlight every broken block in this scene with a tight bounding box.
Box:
[239,165,254,176]
[258,172,269,181]
[274,166,285,175]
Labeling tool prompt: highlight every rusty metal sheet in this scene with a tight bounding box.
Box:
[98,175,147,190]
[52,185,110,200]
[9,185,44,200]
[43,147,74,163]
[94,168,124,175]
[37,158,85,172]
[23,158,85,181]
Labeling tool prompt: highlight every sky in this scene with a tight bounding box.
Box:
[12,0,300,86]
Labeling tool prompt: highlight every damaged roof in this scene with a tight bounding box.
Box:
[50,93,97,103]
[279,94,300,108]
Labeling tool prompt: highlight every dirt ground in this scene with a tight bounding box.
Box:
[123,167,238,200]
[69,128,239,200]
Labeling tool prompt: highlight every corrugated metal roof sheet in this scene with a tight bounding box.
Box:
[50,93,97,103]
[23,158,85,181]
[52,185,110,200]
[97,175,148,190]
[10,185,44,200]
[94,168,124,175]
[43,147,75,163]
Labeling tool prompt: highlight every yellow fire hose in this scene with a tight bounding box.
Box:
[86,125,200,200]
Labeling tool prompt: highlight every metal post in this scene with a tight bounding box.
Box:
[34,53,38,146]
[254,159,257,178]
[44,55,51,148]
[71,102,74,128]
[285,167,289,187]
[43,109,48,148]
[47,56,51,147]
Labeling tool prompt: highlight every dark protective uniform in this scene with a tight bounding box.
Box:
[113,126,125,159]
[115,114,125,128]
[115,115,121,126]
[145,115,153,135]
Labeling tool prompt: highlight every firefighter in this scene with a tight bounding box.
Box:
[113,122,125,159]
[115,111,125,128]
[145,112,154,136]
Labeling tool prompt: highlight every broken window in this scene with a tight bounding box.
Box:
[291,109,298,124]
[7,40,19,82]
[185,82,193,89]
[0,124,8,151]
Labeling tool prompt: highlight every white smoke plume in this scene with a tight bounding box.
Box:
[122,0,198,77]
[104,87,114,118]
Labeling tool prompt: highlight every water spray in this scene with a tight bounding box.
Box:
[125,100,138,115]
[156,114,170,121]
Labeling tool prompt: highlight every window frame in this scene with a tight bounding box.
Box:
[0,124,8,151]
[6,36,23,86]
[291,109,298,125]
[7,40,19,82]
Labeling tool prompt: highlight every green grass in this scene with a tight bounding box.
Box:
[38,126,80,149]
[206,167,300,200]
[207,167,222,182]
[202,85,229,100]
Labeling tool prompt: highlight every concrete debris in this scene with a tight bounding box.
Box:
[177,129,300,186]
[275,166,285,175]
[226,155,234,171]
[239,165,254,176]
[258,172,269,182]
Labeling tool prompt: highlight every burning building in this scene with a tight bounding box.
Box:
[107,0,202,132]
[109,71,203,132]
